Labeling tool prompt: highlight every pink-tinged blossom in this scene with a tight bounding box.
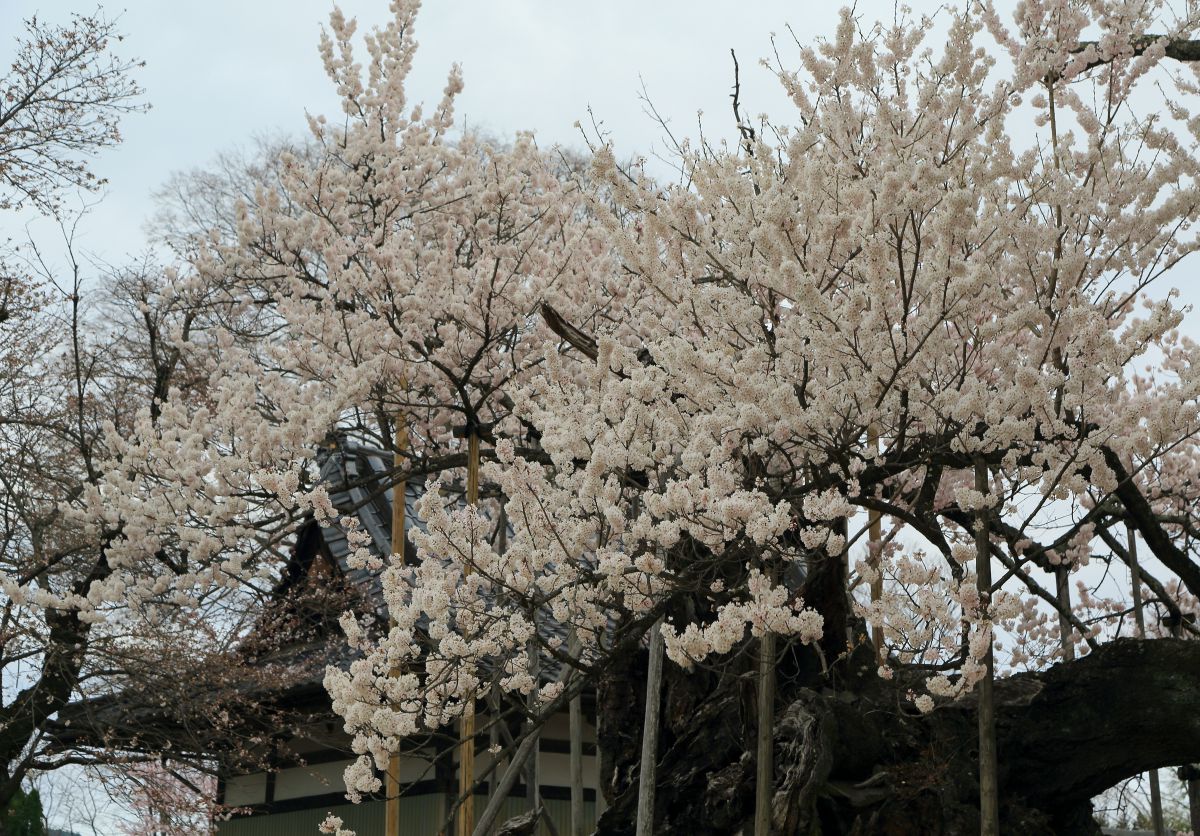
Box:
[60,0,1200,813]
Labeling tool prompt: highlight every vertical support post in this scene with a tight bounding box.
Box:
[1180,764,1200,836]
[867,426,884,659]
[526,629,540,819]
[974,461,999,836]
[488,686,501,806]
[387,419,409,836]
[1128,524,1165,836]
[488,506,508,814]
[458,430,480,836]
[635,618,664,836]
[1165,602,1197,836]
[569,631,584,836]
[1055,566,1074,662]
[753,630,776,836]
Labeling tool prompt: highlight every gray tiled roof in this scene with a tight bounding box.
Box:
[314,439,570,676]
[316,440,424,616]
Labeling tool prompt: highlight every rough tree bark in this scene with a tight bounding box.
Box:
[593,638,1200,836]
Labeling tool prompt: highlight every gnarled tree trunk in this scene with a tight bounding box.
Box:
[595,638,1200,835]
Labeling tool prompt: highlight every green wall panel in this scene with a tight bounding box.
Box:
[215,793,596,835]
[216,800,383,836]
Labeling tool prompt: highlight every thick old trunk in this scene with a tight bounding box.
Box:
[595,638,1200,835]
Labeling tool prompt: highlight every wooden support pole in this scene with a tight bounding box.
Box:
[975,461,999,836]
[1180,764,1200,836]
[568,630,584,836]
[635,619,665,836]
[473,656,577,836]
[457,430,480,836]
[753,630,776,836]
[386,420,409,836]
[1055,566,1074,662]
[867,426,884,659]
[1128,524,1165,836]
[473,727,540,836]
[526,630,540,822]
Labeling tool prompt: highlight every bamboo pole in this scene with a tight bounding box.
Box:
[975,461,999,836]
[753,630,776,836]
[457,430,480,836]
[867,426,884,659]
[386,420,409,836]
[635,618,665,836]
[1128,523,1165,836]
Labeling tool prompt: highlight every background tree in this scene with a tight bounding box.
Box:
[0,7,293,817]
[3,787,46,836]
[0,9,144,217]
[0,5,146,810]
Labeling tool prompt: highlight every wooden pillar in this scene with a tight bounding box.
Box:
[569,630,584,836]
[753,630,776,836]
[457,430,480,836]
[975,461,999,836]
[387,420,409,836]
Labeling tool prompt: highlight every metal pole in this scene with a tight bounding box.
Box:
[1055,566,1074,661]
[526,629,540,822]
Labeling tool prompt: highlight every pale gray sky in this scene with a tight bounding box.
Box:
[4,0,900,267]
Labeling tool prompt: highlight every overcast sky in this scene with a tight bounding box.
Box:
[2,0,909,270]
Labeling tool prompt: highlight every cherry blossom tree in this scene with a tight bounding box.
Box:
[40,0,1200,833]
[303,1,1200,832]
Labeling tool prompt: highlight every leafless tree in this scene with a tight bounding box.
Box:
[0,8,145,217]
